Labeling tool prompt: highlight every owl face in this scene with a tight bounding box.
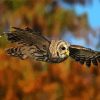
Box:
[49,40,70,59]
[56,41,70,58]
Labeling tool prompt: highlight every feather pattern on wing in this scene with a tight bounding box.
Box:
[69,45,100,67]
[4,27,51,62]
[6,46,28,59]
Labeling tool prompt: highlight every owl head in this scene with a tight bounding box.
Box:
[49,40,70,59]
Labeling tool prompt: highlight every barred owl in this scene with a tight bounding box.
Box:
[3,27,100,67]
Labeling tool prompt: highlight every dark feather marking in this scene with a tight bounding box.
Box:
[75,57,80,61]
[92,58,98,66]
[80,57,85,64]
[6,47,27,59]
[86,59,91,67]
[97,56,100,62]
[69,45,100,67]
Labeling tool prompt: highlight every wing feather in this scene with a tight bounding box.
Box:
[4,27,50,47]
[69,45,100,67]
[6,46,28,59]
[4,27,50,62]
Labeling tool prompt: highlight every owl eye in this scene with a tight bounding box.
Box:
[61,46,66,50]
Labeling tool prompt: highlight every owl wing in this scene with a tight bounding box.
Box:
[69,45,100,67]
[4,27,51,62]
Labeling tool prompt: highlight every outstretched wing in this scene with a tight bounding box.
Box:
[69,45,100,67]
[4,27,50,61]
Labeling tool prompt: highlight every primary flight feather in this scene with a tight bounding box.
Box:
[4,27,100,67]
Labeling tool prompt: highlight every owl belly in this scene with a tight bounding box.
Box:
[48,56,67,63]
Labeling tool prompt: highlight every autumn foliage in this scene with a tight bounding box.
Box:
[0,0,100,100]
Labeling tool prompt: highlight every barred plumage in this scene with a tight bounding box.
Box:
[6,47,28,59]
[69,45,100,67]
[3,27,100,67]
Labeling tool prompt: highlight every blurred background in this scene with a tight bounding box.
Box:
[0,0,100,100]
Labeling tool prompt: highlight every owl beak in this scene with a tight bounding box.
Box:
[65,50,69,56]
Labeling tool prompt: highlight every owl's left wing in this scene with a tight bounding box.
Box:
[5,27,50,48]
[4,27,51,62]
[69,45,100,67]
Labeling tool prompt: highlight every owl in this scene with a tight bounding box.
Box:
[4,27,100,67]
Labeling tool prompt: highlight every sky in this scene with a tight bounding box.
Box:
[59,0,100,50]
[75,0,100,28]
[59,0,100,28]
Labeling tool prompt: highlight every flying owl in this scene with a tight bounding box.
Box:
[3,27,100,67]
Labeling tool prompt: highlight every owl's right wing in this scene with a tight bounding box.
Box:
[69,45,100,67]
[4,27,51,62]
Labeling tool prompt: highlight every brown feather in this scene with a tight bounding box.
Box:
[69,45,100,67]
